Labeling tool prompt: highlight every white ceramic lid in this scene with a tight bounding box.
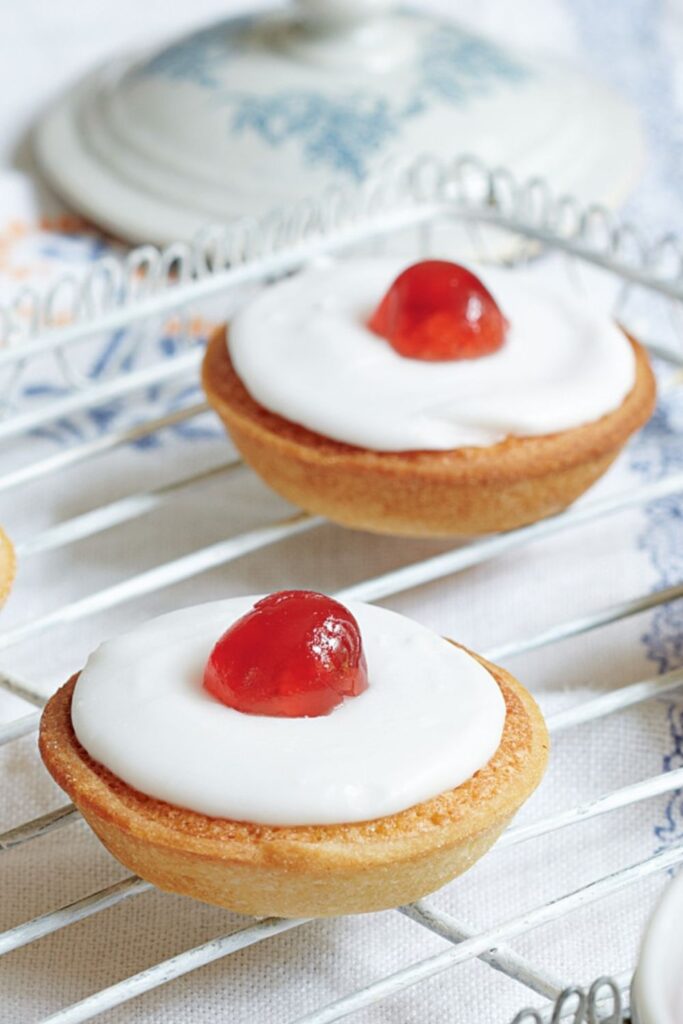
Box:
[33,1,643,244]
[632,869,683,1024]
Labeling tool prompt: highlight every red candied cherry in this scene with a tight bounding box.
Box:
[368,259,508,361]
[203,591,369,718]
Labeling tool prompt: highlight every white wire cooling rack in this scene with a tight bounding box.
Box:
[4,156,683,1023]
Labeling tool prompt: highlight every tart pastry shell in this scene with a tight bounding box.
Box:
[0,528,15,607]
[39,652,548,918]
[202,327,656,537]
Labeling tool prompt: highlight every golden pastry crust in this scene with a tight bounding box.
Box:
[39,653,548,917]
[202,327,656,537]
[0,527,16,607]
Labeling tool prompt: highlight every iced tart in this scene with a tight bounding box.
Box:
[202,259,656,536]
[0,528,15,607]
[39,591,548,918]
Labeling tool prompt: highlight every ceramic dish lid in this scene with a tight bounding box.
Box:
[34,0,643,245]
[631,868,683,1024]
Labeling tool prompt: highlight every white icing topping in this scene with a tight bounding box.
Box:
[71,598,506,826]
[228,259,636,451]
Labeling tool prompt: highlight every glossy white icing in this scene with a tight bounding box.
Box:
[228,259,636,451]
[71,597,506,826]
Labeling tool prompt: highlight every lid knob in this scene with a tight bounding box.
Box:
[289,0,406,69]
[297,0,393,32]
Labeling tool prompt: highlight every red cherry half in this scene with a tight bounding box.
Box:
[368,259,508,361]
[203,591,369,718]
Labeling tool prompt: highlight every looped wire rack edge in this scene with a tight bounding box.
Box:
[3,153,683,1023]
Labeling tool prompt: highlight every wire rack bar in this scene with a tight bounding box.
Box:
[482,583,683,666]
[0,876,151,956]
[336,469,683,605]
[0,708,38,745]
[0,711,41,744]
[0,805,80,853]
[545,667,683,733]
[499,766,683,849]
[486,582,683,662]
[1,467,679,659]
[0,885,561,1011]
[4,155,683,385]
[0,202,439,373]
[464,205,683,306]
[291,845,683,1024]
[0,402,209,496]
[0,669,48,707]
[31,843,683,1024]
[38,915,310,1024]
[515,974,629,1024]
[0,350,202,444]
[0,512,321,653]
[0,876,145,950]
[15,459,241,558]
[398,904,565,1000]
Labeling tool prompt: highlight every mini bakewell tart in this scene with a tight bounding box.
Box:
[0,527,16,607]
[39,592,549,918]
[202,259,656,537]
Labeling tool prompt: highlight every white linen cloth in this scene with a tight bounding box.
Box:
[2,2,683,1021]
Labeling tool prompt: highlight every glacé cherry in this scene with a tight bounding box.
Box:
[368,259,508,361]
[203,591,369,718]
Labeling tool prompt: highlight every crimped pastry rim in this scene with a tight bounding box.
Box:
[0,527,16,607]
[39,651,549,873]
[202,327,655,484]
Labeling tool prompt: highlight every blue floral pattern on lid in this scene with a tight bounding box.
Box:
[228,92,396,181]
[417,23,527,105]
[137,16,529,181]
[139,16,255,90]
